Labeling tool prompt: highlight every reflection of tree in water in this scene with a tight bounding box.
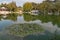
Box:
[0,14,60,40]
[24,13,60,27]
[24,13,38,21]
[6,13,18,21]
[0,15,2,21]
[38,15,60,27]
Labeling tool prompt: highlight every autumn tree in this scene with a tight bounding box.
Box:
[31,2,38,10]
[38,1,50,14]
[55,2,60,14]
[23,2,33,12]
[7,1,17,11]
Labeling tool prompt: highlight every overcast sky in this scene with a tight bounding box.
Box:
[0,0,44,6]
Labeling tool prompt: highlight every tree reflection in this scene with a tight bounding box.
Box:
[24,13,60,27]
[6,13,18,21]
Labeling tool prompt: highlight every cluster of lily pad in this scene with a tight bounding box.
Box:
[5,23,44,37]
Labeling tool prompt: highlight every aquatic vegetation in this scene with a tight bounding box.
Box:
[5,23,44,37]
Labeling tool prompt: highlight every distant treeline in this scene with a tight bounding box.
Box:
[0,0,60,14]
[0,2,22,12]
[23,0,60,14]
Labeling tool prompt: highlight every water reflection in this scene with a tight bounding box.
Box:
[0,19,13,31]
[16,15,25,23]
[0,14,60,40]
[0,14,60,33]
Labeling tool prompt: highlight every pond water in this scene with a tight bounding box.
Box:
[0,14,60,40]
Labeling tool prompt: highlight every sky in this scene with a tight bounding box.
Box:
[0,0,44,6]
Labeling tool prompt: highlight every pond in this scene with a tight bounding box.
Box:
[0,13,60,40]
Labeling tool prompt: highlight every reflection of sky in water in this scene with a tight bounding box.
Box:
[16,15,59,33]
[0,15,60,33]
[24,20,58,33]
[39,22,58,33]
[16,16,58,32]
[0,20,13,30]
[17,16,25,23]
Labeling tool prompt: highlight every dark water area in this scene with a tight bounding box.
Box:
[0,31,54,40]
[0,13,60,40]
[0,31,59,40]
[24,31,53,40]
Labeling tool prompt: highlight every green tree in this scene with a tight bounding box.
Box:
[38,2,49,14]
[23,2,33,12]
[14,6,22,12]
[7,1,17,11]
[0,3,7,7]
[38,1,56,15]
[31,2,38,10]
[55,2,60,14]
